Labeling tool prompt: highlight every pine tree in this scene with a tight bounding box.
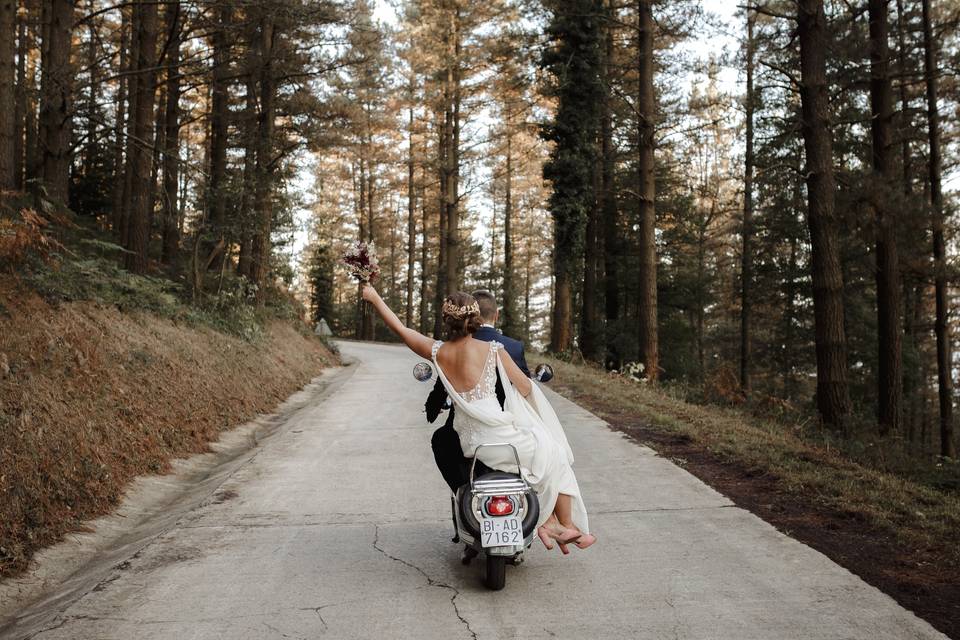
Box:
[123,0,159,274]
[38,0,73,203]
[740,8,756,395]
[0,0,15,189]
[868,0,903,435]
[635,0,658,379]
[541,0,603,353]
[921,0,954,458]
[797,0,852,430]
[308,243,336,325]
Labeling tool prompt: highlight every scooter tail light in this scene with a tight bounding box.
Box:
[486,495,514,516]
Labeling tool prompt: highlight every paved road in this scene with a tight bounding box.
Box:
[1,341,947,639]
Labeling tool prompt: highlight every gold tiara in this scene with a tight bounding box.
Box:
[442,299,480,320]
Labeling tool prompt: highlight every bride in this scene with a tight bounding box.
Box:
[361,284,596,552]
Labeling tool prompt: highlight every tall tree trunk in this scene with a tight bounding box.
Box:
[895,0,920,440]
[489,189,497,290]
[177,134,187,235]
[352,162,364,339]
[524,237,532,340]
[904,282,922,443]
[551,267,574,352]
[363,129,375,340]
[0,0,16,189]
[797,0,852,431]
[740,8,756,395]
[13,1,27,189]
[23,28,41,189]
[434,108,448,337]
[895,0,911,197]
[150,84,164,230]
[249,14,276,302]
[581,148,601,360]
[502,127,518,336]
[362,131,375,340]
[32,0,47,186]
[38,0,72,203]
[434,191,448,337]
[443,7,461,294]
[123,0,159,273]
[118,2,137,243]
[601,0,619,328]
[389,199,397,304]
[783,226,800,397]
[82,0,98,179]
[237,73,257,278]
[207,3,232,259]
[544,0,601,353]
[921,0,954,457]
[696,209,710,378]
[160,1,181,264]
[637,0,658,379]
[419,184,430,334]
[869,0,903,435]
[111,6,129,236]
[405,99,416,327]
[365,141,375,244]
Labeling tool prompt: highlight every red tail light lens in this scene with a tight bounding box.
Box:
[486,495,514,516]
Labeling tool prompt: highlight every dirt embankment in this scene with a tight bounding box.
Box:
[0,288,337,577]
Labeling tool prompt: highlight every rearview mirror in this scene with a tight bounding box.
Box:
[413,362,434,382]
[534,364,554,383]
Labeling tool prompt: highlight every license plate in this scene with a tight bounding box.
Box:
[480,514,523,547]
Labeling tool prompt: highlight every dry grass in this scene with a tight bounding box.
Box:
[544,356,960,564]
[0,284,337,577]
[0,207,65,270]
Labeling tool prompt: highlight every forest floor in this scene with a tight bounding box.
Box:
[545,357,960,639]
[0,208,339,579]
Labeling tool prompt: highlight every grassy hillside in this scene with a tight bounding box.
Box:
[0,203,338,577]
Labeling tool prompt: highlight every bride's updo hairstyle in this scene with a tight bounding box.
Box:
[442,292,482,340]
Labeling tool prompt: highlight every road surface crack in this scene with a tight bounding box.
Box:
[297,605,335,629]
[21,615,70,640]
[372,524,477,640]
[262,621,303,640]
[22,614,120,639]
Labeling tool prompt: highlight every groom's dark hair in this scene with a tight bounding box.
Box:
[472,290,497,323]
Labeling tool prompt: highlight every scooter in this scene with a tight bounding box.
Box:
[454,443,539,590]
[413,361,554,590]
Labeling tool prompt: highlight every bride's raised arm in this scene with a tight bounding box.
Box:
[361,283,434,360]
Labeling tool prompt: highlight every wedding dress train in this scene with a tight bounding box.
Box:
[430,340,589,534]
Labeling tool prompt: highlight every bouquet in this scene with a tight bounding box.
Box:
[342,241,380,283]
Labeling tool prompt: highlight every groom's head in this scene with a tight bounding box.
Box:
[472,290,498,326]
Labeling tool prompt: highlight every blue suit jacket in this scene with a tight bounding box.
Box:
[472,326,530,377]
[424,327,530,423]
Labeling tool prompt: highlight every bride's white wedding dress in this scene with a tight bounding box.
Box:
[431,340,589,534]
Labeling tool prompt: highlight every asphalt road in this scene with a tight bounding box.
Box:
[1,341,947,639]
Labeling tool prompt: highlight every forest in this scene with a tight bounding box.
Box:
[0,0,959,459]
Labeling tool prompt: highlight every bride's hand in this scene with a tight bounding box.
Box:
[360,282,380,303]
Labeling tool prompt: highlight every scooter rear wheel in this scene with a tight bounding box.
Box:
[482,554,506,591]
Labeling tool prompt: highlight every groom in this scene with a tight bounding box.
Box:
[425,290,531,493]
